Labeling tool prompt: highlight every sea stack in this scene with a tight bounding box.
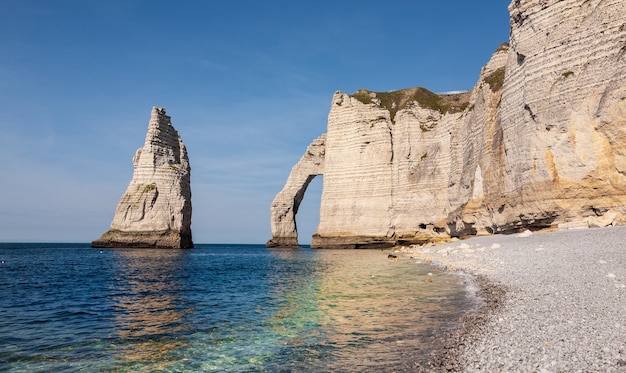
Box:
[269,0,626,248]
[92,107,193,249]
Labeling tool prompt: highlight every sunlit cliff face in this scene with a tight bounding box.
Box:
[93,106,192,249]
[270,0,626,249]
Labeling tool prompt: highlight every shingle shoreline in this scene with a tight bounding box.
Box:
[405,226,626,372]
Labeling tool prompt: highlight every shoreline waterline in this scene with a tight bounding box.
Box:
[0,243,480,372]
[402,225,626,372]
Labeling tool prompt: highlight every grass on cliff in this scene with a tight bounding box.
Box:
[351,87,471,122]
[144,182,156,192]
[484,66,506,91]
[495,42,510,53]
[135,182,157,194]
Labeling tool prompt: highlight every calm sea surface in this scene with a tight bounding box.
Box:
[0,243,476,372]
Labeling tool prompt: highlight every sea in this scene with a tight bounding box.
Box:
[0,243,478,372]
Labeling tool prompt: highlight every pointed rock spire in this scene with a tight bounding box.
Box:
[92,107,193,249]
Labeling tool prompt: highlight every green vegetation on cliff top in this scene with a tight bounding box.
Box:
[351,87,471,121]
[495,42,510,53]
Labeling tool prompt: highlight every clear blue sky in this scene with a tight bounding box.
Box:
[0,1,510,244]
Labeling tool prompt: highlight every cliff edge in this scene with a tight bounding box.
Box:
[92,107,193,249]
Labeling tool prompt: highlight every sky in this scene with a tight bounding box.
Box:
[0,1,511,244]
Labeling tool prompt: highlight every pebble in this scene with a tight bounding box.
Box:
[420,225,626,372]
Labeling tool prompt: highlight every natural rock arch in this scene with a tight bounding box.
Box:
[266,134,325,248]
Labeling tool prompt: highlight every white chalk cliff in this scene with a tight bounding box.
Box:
[267,134,325,248]
[93,107,193,249]
[269,0,626,248]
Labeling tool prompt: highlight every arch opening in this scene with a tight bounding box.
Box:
[293,176,323,245]
[267,134,326,248]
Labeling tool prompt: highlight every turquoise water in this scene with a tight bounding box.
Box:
[0,243,475,372]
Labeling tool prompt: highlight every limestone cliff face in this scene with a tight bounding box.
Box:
[311,89,471,248]
[92,107,193,249]
[491,0,626,232]
[268,0,626,248]
[447,45,510,236]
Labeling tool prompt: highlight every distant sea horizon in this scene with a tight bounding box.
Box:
[0,242,477,372]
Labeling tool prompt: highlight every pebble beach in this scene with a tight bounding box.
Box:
[404,225,626,372]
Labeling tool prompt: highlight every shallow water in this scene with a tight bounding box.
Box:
[0,243,475,372]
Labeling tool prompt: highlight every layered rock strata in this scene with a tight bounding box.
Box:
[266,134,325,248]
[92,107,193,249]
[269,0,626,248]
[312,88,473,248]
[486,0,626,234]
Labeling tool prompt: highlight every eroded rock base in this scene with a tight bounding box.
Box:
[92,230,193,249]
[311,234,451,249]
[265,237,301,248]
